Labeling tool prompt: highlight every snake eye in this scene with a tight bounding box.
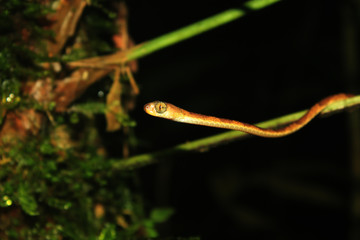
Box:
[155,102,167,114]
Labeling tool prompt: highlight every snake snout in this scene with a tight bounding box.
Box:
[144,103,152,113]
[144,103,150,111]
[144,102,157,116]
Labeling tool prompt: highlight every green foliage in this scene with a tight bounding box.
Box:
[39,140,56,155]
[116,113,137,128]
[98,224,116,240]
[117,207,175,238]
[0,0,53,18]
[0,0,52,81]
[69,102,107,117]
[18,183,39,216]
[0,134,158,239]
[0,0,52,130]
[0,44,44,83]
[69,102,137,127]
[150,207,175,223]
[145,208,175,237]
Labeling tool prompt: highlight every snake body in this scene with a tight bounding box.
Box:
[144,93,351,138]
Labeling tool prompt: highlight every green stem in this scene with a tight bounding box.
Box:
[68,1,281,67]
[111,95,360,171]
[126,9,245,61]
[126,0,281,61]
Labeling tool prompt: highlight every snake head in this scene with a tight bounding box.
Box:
[144,101,171,119]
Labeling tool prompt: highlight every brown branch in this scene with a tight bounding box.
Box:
[47,0,87,56]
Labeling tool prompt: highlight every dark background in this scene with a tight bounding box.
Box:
[123,0,358,239]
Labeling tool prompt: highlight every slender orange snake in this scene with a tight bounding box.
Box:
[144,93,352,138]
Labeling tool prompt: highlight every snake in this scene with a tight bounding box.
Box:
[144,93,351,138]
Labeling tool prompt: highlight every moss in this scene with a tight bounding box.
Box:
[0,0,52,82]
[1,133,153,238]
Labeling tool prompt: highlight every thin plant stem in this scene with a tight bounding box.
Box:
[126,9,246,61]
[68,1,281,67]
[126,0,282,61]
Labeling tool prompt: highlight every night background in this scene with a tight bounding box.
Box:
[128,0,358,239]
[0,0,359,239]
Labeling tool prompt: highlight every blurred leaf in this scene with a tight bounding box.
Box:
[39,140,55,155]
[106,72,122,131]
[18,184,39,216]
[23,2,53,18]
[70,112,80,124]
[47,198,72,210]
[150,207,175,223]
[98,223,116,240]
[69,102,106,117]
[115,113,137,128]
[143,220,158,238]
